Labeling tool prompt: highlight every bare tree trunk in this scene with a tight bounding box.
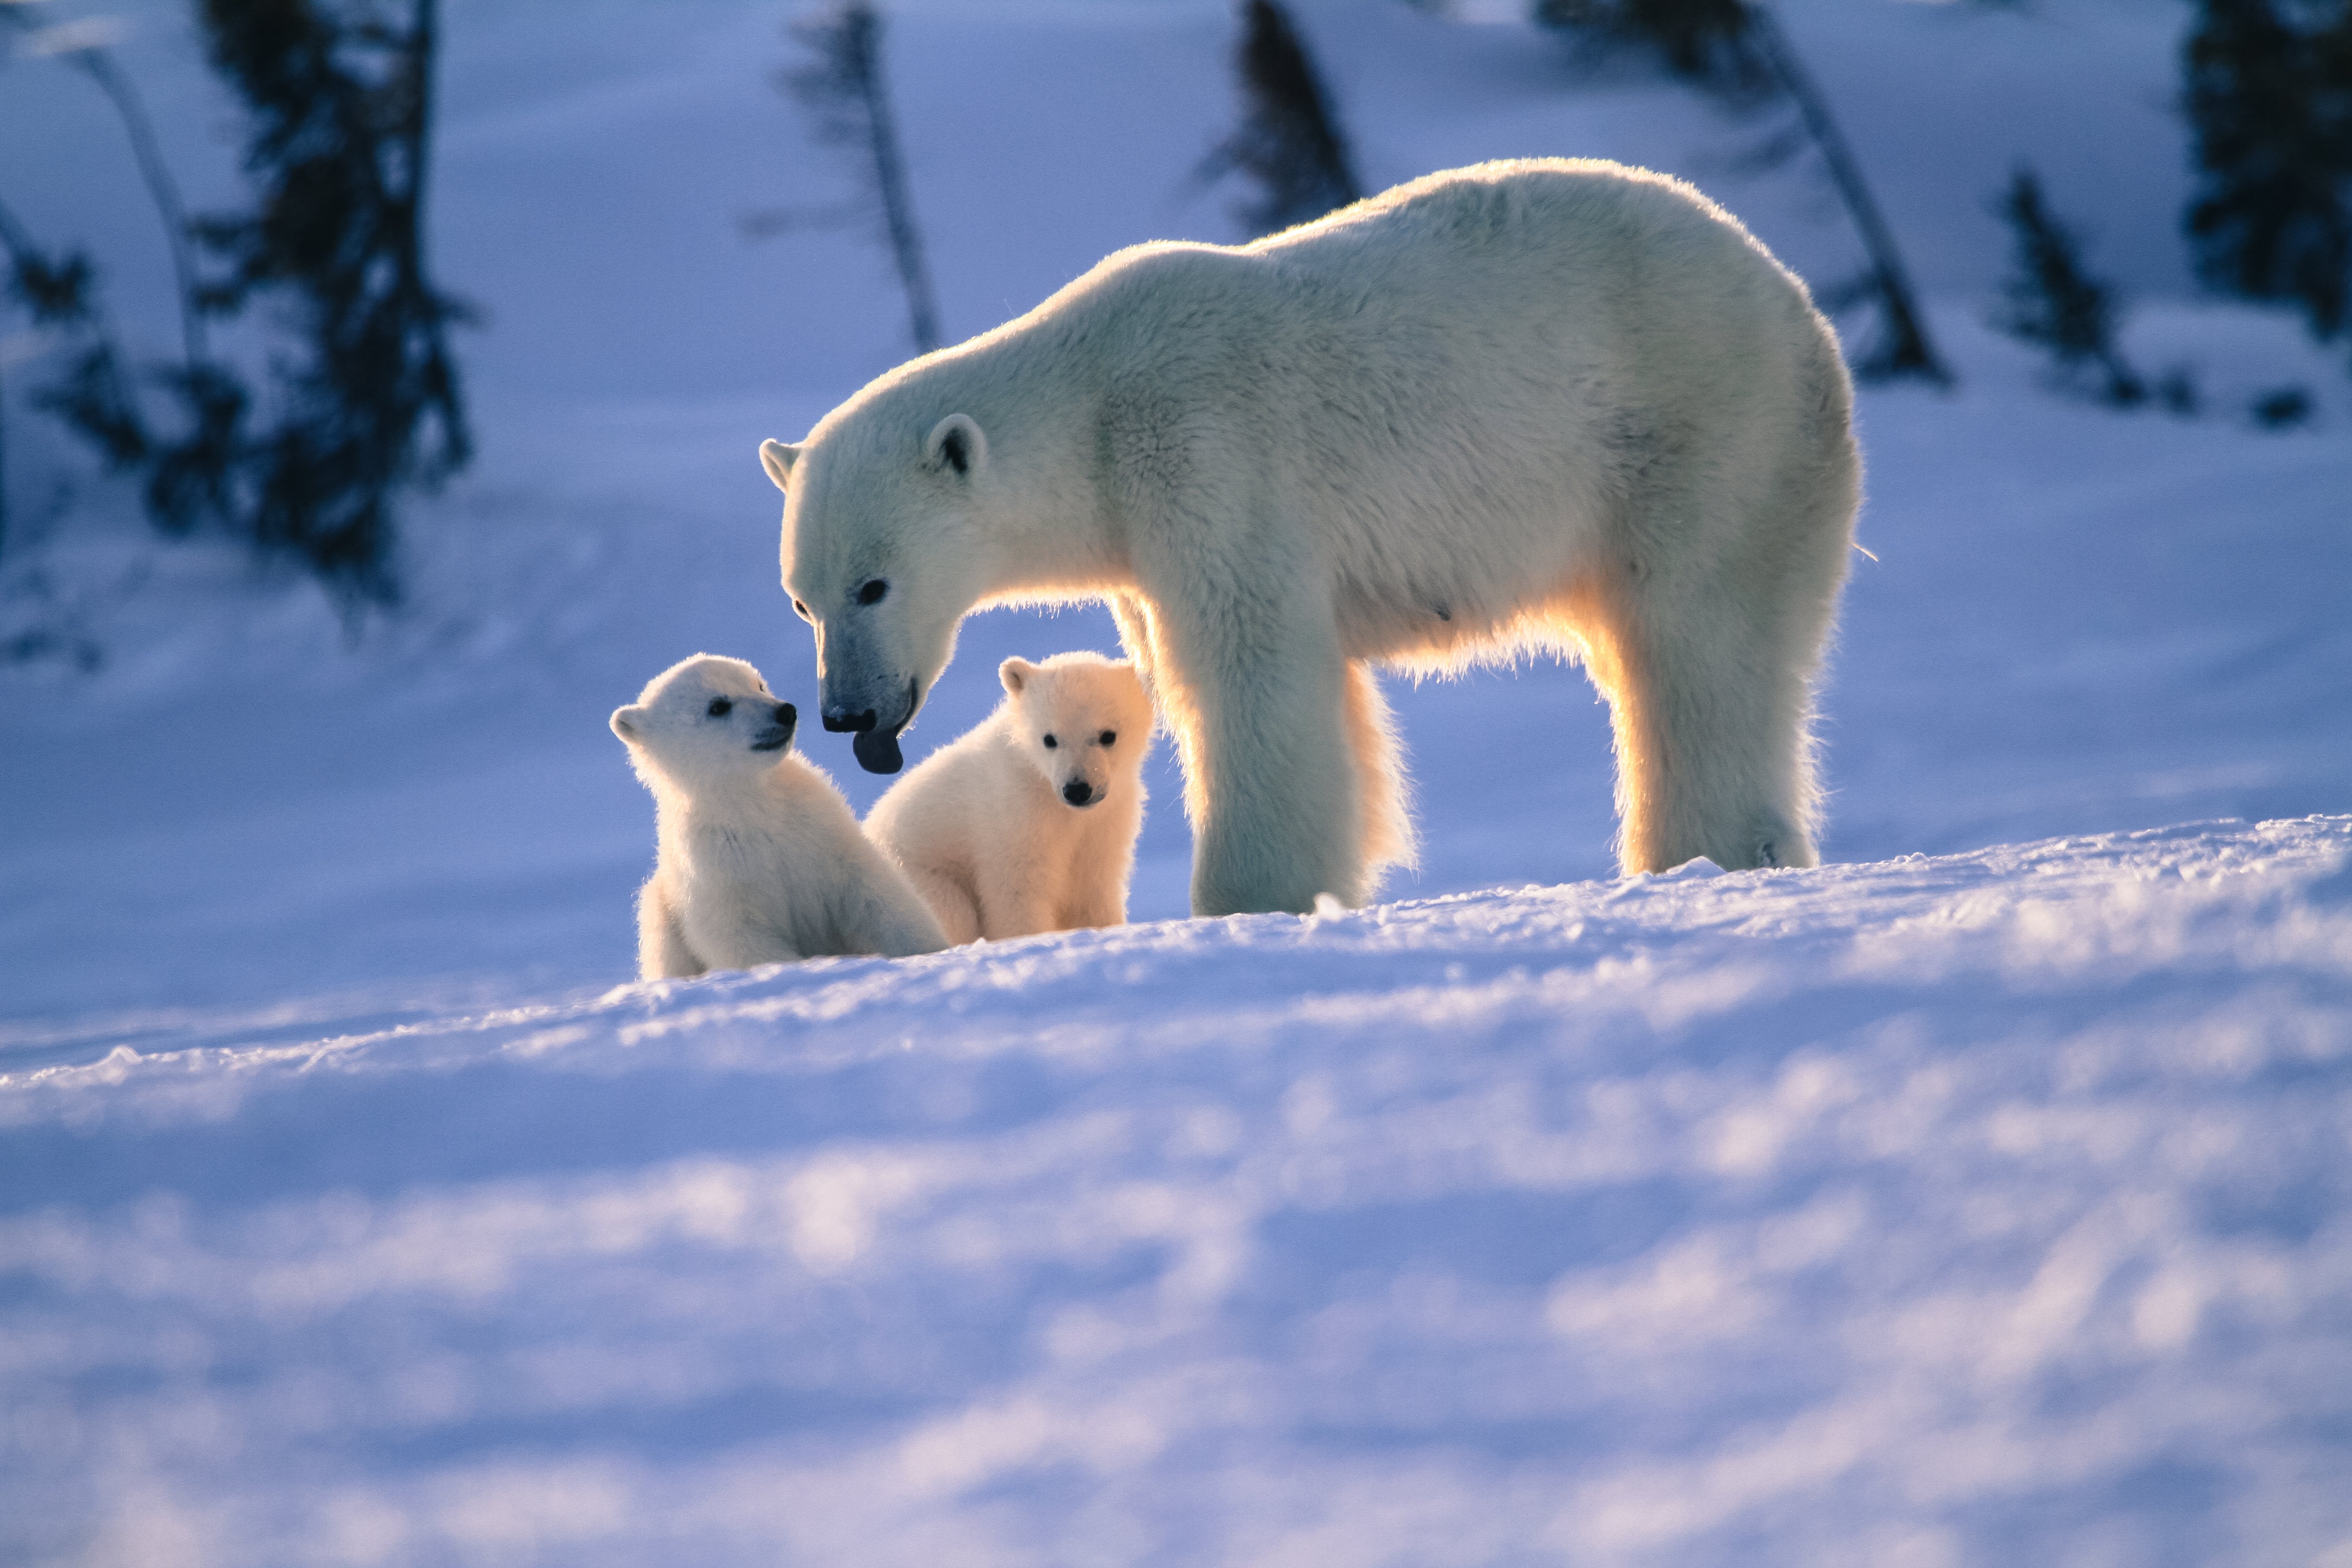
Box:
[847,8,940,353]
[70,48,209,369]
[1747,6,1949,382]
[779,4,942,355]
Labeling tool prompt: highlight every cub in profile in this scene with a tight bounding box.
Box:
[611,654,947,979]
[867,652,1153,943]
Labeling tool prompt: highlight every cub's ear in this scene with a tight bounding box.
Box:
[999,657,1036,695]
[610,705,648,740]
[925,413,987,478]
[759,439,802,492]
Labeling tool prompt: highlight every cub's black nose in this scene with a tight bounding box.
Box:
[823,707,876,733]
[1062,780,1094,807]
[774,702,797,727]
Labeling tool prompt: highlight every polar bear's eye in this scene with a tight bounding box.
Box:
[1099,730,1117,746]
[857,578,889,606]
[1042,734,1058,749]
[707,697,733,717]
[791,599,810,622]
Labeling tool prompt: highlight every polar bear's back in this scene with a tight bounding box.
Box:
[1258,158,1790,294]
[1241,159,1836,429]
[1037,159,1818,368]
[1070,158,1854,664]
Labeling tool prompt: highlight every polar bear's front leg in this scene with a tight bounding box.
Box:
[975,876,1058,942]
[690,921,805,973]
[839,869,951,958]
[902,865,983,946]
[637,873,704,980]
[1155,588,1369,917]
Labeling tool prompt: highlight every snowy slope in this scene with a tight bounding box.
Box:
[5,2,2352,1560]
[4,0,2347,1023]
[6,818,2351,1565]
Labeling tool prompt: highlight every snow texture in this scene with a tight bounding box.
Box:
[6,819,2352,1565]
[3,1,2350,1563]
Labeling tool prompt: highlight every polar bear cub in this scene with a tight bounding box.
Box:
[866,652,1153,943]
[611,654,947,979]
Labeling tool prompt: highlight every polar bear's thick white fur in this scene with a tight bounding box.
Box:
[866,652,1153,943]
[611,654,947,978]
[763,158,1860,917]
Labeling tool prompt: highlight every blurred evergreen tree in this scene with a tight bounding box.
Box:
[0,12,200,562]
[0,202,148,555]
[1535,0,1950,383]
[2182,0,2352,357]
[0,10,208,368]
[1992,167,2148,407]
[0,0,470,609]
[768,2,942,354]
[1535,0,1770,92]
[179,0,474,606]
[1199,0,1363,238]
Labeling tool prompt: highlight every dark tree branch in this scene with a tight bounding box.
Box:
[1200,0,1363,238]
[0,12,208,369]
[1744,6,1950,383]
[1992,166,2146,407]
[2182,0,2352,350]
[783,3,941,354]
[1537,0,1951,384]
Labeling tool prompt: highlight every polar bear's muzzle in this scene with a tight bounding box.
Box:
[829,676,921,774]
[750,703,797,752]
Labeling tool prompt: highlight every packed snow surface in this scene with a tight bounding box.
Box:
[7,818,2351,1565]
[4,0,2351,1562]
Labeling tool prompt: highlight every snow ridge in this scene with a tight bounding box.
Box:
[5,819,2348,1565]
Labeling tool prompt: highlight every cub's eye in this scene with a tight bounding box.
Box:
[1042,734,1058,750]
[791,598,811,622]
[707,697,733,717]
[1099,730,1117,746]
[857,578,888,606]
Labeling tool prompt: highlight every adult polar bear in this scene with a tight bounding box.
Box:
[763,159,1860,916]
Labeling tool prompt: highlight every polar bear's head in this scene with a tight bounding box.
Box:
[610,654,798,791]
[764,404,1015,778]
[999,652,1152,810]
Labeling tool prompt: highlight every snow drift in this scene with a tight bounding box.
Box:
[5,818,2349,1565]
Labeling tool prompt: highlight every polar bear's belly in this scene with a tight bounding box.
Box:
[1324,490,1616,666]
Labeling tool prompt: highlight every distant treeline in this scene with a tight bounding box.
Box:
[3,0,2347,613]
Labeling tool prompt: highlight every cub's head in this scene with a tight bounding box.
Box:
[999,652,1152,810]
[610,654,798,791]
[764,407,996,777]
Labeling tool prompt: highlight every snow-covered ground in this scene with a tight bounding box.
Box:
[4,1,2350,1562]
[8,818,2352,1564]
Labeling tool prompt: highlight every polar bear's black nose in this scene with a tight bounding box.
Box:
[823,706,876,733]
[1062,780,1094,807]
[774,702,796,727]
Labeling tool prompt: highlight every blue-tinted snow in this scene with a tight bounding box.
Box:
[6,820,2350,1564]
[3,1,2350,1562]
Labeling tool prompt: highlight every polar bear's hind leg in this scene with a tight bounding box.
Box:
[1343,658,1416,882]
[1592,583,1824,874]
[1569,415,1856,874]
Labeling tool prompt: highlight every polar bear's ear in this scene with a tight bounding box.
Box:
[999,657,1036,695]
[611,705,647,741]
[926,414,987,478]
[759,439,801,492]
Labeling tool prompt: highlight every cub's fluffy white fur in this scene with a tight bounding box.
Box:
[866,652,1152,943]
[611,654,946,978]
[764,158,1859,917]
